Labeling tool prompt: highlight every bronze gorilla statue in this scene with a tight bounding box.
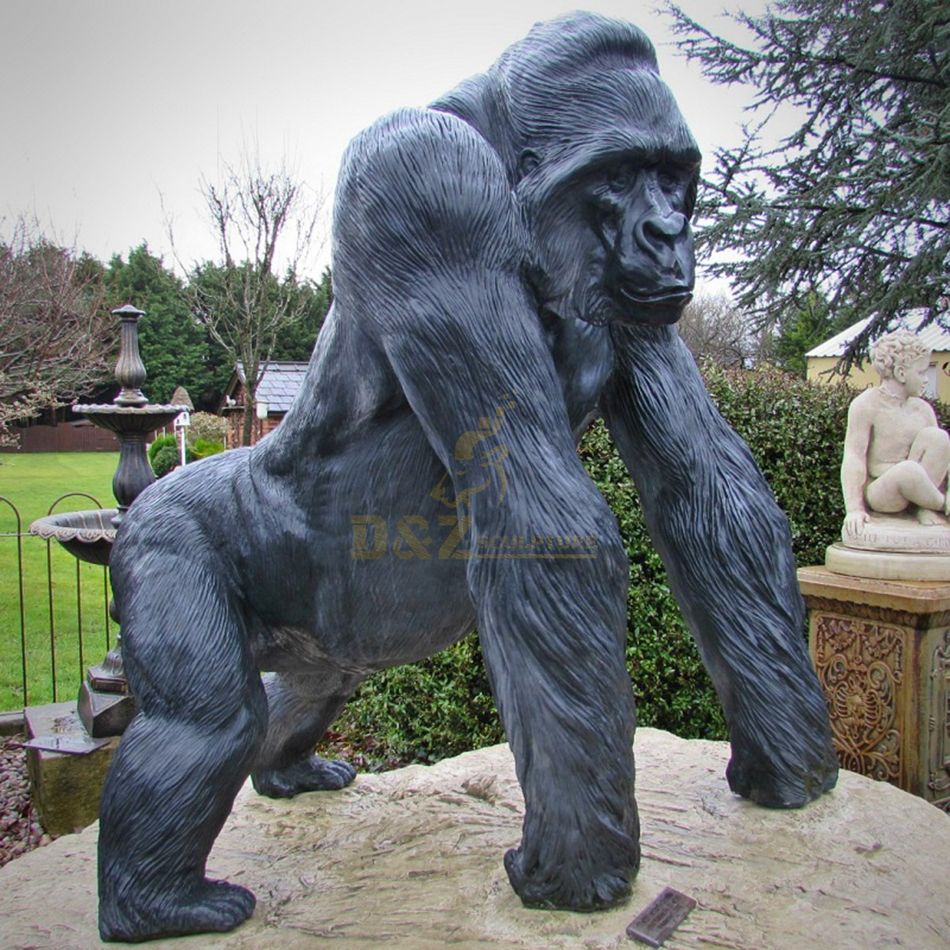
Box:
[98,12,837,941]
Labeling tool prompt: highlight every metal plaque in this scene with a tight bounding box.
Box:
[626,886,697,947]
[21,734,110,755]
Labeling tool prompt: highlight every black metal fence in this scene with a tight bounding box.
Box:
[0,494,113,711]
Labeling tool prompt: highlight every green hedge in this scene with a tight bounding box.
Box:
[331,633,502,765]
[701,363,854,567]
[332,366,857,763]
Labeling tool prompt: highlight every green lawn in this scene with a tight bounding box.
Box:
[0,452,119,710]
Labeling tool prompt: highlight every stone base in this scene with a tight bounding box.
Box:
[24,702,119,837]
[2,730,949,949]
[825,541,950,580]
[841,512,950,554]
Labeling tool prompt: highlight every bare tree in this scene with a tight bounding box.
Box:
[677,289,764,368]
[187,150,326,446]
[0,216,114,446]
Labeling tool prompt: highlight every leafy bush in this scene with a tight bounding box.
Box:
[150,443,182,478]
[331,366,857,761]
[332,633,503,764]
[189,438,225,461]
[187,411,227,446]
[147,433,178,467]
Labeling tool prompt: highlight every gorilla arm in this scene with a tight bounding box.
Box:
[601,323,838,807]
[333,107,639,909]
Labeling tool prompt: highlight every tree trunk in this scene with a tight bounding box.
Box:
[241,398,254,446]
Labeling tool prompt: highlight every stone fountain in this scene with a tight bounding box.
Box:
[30,304,186,737]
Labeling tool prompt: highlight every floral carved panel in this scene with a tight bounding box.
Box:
[928,629,950,811]
[813,614,904,783]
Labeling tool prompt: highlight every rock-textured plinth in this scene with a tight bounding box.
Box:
[1,728,948,949]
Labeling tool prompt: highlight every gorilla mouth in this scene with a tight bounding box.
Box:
[613,284,692,325]
[617,285,693,307]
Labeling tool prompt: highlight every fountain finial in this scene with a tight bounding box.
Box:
[112,304,148,407]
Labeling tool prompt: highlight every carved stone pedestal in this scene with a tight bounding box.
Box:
[799,566,950,811]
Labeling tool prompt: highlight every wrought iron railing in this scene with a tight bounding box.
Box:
[0,494,112,710]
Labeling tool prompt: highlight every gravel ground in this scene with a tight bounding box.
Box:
[0,735,52,867]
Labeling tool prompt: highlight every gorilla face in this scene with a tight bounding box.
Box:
[587,156,698,324]
[521,151,699,328]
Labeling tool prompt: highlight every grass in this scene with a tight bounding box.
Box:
[0,452,119,711]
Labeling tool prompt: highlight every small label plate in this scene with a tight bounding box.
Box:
[626,886,697,947]
[21,734,110,755]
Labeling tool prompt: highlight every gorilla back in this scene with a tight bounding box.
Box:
[98,12,837,942]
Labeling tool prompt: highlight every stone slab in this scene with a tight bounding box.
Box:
[23,701,119,837]
[1,728,948,949]
[798,564,950,614]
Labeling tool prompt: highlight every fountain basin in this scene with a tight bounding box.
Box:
[30,509,118,566]
[73,403,185,434]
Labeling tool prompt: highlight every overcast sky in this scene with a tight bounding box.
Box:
[0,0,770,283]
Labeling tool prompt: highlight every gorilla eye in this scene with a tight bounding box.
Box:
[655,166,696,214]
[607,162,635,193]
[657,169,680,194]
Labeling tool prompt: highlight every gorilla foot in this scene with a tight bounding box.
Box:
[726,743,838,809]
[504,847,632,912]
[99,878,255,942]
[252,754,357,798]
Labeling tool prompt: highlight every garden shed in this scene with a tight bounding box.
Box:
[805,308,950,402]
[221,361,308,447]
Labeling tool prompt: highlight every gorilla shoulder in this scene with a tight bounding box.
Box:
[333,107,524,282]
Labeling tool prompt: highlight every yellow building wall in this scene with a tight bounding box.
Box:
[807,352,950,404]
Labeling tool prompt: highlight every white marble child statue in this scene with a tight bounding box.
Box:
[841,329,950,538]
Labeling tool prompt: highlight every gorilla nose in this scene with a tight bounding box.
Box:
[636,211,688,264]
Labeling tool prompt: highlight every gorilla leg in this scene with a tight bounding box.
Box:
[603,325,838,808]
[251,670,362,798]
[98,559,267,942]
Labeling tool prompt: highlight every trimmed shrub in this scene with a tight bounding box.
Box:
[329,367,860,761]
[150,444,182,478]
[190,438,225,461]
[147,433,178,468]
[579,419,727,739]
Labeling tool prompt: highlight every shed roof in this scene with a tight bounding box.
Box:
[806,309,950,358]
[232,361,308,413]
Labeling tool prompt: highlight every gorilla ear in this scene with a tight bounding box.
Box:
[518,149,541,180]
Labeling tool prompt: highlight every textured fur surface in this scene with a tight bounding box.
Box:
[98,12,837,942]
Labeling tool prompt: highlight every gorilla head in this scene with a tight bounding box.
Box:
[434,12,700,327]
